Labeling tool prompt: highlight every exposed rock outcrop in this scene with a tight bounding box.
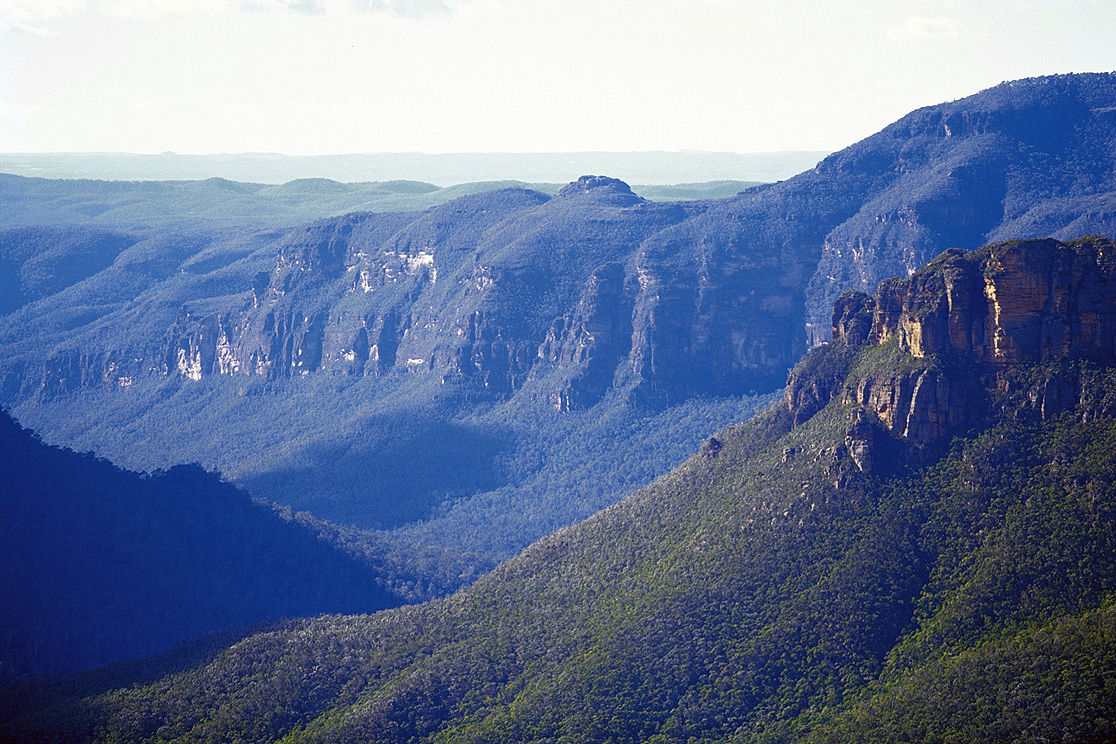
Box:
[554,175,645,206]
[847,367,978,446]
[831,290,876,344]
[843,408,875,473]
[870,238,1116,366]
[700,436,722,458]
[533,263,634,410]
[790,237,1116,448]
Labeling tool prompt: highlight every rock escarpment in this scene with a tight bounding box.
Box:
[2,75,1114,414]
[2,175,803,410]
[532,262,634,411]
[869,238,1116,365]
[788,237,1116,449]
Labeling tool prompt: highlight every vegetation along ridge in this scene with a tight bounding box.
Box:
[3,236,1114,743]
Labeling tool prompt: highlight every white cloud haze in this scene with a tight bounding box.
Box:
[887,15,973,40]
[1,0,1113,154]
[1,0,463,31]
[351,0,453,18]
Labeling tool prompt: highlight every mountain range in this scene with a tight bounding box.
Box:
[0,72,1114,699]
[0,174,765,232]
[0,150,828,187]
[4,235,1113,742]
[2,74,1112,559]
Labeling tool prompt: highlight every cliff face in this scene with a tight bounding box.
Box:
[2,176,808,410]
[531,262,634,411]
[788,237,1116,449]
[2,75,1114,415]
[871,237,1116,365]
[624,217,815,404]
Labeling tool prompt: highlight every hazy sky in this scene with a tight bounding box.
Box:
[1,0,1113,155]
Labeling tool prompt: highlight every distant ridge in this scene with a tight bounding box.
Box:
[0,173,763,231]
[0,150,829,186]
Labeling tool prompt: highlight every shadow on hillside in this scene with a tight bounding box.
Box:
[0,620,279,731]
[238,414,516,530]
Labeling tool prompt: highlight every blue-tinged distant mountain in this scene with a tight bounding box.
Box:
[0,73,1113,597]
[6,236,1113,743]
[635,72,1116,356]
[0,180,773,584]
[0,173,764,231]
[0,409,406,680]
[6,75,1109,403]
[0,174,551,230]
[0,150,825,186]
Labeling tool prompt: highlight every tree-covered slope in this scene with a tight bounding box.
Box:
[0,409,406,681]
[6,237,1113,743]
[1,74,1112,603]
[0,180,773,582]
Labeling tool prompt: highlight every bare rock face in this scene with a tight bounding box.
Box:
[533,263,634,411]
[163,312,240,380]
[847,367,976,446]
[872,238,1116,366]
[791,237,1116,448]
[843,408,875,473]
[832,290,876,344]
[982,240,1116,363]
[626,223,814,406]
[874,238,1113,439]
[782,291,875,426]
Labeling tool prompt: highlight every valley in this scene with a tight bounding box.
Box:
[2,73,1112,570]
[4,235,1113,742]
[1,72,1115,742]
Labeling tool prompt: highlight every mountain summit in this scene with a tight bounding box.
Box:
[555,175,644,205]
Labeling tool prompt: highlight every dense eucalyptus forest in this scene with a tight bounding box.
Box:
[1,73,1115,742]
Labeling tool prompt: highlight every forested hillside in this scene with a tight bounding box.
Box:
[0,177,774,575]
[1,73,1113,604]
[0,410,405,680]
[4,237,1113,743]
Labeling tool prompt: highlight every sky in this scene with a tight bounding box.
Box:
[1,0,1114,155]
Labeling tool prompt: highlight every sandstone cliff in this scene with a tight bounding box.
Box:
[788,237,1116,452]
